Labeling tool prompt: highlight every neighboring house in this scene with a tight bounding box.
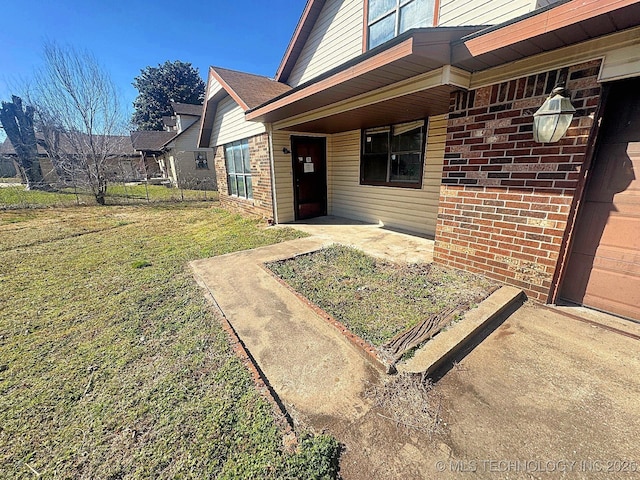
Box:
[132,102,215,190]
[198,0,640,321]
[0,155,19,179]
[0,134,143,184]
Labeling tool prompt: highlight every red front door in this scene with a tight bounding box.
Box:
[291,136,327,220]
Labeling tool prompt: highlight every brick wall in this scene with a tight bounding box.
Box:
[434,60,602,301]
[214,132,274,220]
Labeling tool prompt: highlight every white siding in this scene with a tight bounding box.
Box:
[207,76,223,99]
[601,43,640,82]
[438,0,533,26]
[327,115,446,236]
[167,121,216,189]
[176,114,198,133]
[287,0,364,87]
[210,96,265,148]
[174,121,202,152]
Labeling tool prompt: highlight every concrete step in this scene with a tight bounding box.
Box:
[397,286,524,377]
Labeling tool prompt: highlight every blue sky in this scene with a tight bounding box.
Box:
[0,0,304,130]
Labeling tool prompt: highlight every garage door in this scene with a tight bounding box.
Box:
[560,78,640,320]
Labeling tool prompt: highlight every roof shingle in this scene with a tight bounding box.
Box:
[130,131,176,151]
[211,67,292,110]
[171,102,203,116]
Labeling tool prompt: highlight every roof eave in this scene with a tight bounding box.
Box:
[247,27,482,124]
[451,0,640,71]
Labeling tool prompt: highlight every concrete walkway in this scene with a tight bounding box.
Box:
[190,219,442,478]
[190,217,640,479]
[283,215,434,263]
[192,236,381,428]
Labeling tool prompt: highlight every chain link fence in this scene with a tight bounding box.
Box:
[0,178,218,209]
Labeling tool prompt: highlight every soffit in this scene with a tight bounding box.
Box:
[274,84,455,133]
[248,27,482,125]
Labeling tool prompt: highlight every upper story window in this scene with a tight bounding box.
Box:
[360,120,425,188]
[367,0,436,49]
[224,139,253,199]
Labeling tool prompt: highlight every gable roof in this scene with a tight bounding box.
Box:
[1,137,48,155]
[210,66,292,110]
[130,131,176,152]
[275,0,327,83]
[197,66,292,147]
[170,102,203,117]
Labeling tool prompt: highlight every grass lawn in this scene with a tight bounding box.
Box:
[0,184,216,209]
[0,203,339,479]
[267,245,497,346]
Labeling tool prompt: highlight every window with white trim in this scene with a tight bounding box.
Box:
[367,0,436,49]
[360,120,425,187]
[224,139,253,199]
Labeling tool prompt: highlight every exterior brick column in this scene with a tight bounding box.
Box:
[434,60,602,301]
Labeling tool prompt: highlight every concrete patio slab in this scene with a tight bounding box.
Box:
[281,215,434,264]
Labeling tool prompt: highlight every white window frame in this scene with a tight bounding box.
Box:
[367,0,435,50]
[224,139,253,199]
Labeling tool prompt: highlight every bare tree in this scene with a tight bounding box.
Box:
[0,96,49,189]
[33,43,128,204]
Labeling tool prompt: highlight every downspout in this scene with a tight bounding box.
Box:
[267,123,279,225]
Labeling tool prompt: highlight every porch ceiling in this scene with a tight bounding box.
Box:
[246,27,481,129]
[274,83,454,133]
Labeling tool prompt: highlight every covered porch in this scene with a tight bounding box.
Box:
[250,28,482,237]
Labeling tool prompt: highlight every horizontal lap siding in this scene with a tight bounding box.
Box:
[287,0,363,87]
[272,130,296,223]
[210,96,265,148]
[172,124,215,190]
[438,0,532,26]
[328,115,446,236]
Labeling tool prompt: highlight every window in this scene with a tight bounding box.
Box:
[367,0,435,49]
[224,139,253,199]
[195,152,208,169]
[361,120,425,187]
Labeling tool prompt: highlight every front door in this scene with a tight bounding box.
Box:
[292,136,327,220]
[560,78,640,320]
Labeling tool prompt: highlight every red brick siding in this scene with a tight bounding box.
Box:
[214,133,274,220]
[434,60,601,301]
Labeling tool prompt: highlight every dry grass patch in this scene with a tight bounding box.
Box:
[266,245,497,346]
[365,373,444,436]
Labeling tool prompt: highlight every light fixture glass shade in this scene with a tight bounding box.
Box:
[533,92,576,143]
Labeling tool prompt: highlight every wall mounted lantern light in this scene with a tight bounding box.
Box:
[282,147,291,154]
[533,87,576,143]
